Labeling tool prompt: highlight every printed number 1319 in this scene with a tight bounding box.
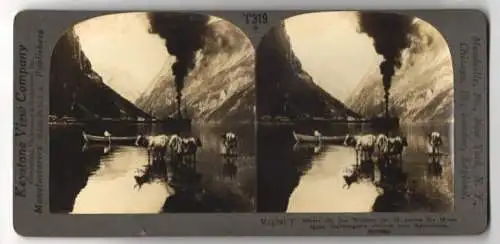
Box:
[244,12,269,25]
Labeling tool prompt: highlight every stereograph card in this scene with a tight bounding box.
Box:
[12,9,489,236]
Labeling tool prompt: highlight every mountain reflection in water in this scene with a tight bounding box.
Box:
[257,123,454,213]
[50,123,256,214]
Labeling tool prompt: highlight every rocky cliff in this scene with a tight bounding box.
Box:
[136,19,362,124]
[49,29,150,120]
[135,19,255,124]
[346,19,453,124]
[256,22,361,120]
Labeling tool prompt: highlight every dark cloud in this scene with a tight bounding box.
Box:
[147,12,211,117]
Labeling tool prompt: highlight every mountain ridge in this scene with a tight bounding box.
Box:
[135,18,255,124]
[256,22,362,120]
[345,18,453,124]
[49,29,151,120]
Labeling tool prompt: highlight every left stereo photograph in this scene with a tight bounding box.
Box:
[48,12,257,214]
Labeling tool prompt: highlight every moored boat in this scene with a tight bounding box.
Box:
[82,131,138,144]
[292,131,344,143]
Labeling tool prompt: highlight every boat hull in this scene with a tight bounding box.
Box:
[292,131,344,144]
[82,131,138,144]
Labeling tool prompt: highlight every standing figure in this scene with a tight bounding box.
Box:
[221,132,238,156]
[376,134,390,158]
[427,132,443,156]
[313,130,322,143]
[104,130,111,145]
[343,134,377,165]
[388,136,408,162]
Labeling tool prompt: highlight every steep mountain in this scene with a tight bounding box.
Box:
[135,19,255,124]
[256,22,361,120]
[49,29,151,120]
[345,19,453,124]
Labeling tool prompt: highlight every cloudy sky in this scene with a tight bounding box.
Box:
[74,12,170,102]
[285,11,382,102]
[73,11,423,104]
[74,13,226,103]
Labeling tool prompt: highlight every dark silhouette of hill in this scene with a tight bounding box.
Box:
[256,22,361,120]
[49,29,151,120]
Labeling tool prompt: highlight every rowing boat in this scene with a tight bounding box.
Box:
[82,131,138,144]
[292,131,344,143]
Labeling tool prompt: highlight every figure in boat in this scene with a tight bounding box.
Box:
[313,130,321,141]
[104,130,111,144]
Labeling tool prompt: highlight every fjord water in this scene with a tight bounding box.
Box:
[50,123,256,213]
[257,123,454,213]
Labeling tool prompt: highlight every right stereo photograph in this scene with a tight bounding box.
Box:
[256,11,454,213]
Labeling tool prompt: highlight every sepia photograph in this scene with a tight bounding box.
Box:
[49,12,256,214]
[256,11,454,213]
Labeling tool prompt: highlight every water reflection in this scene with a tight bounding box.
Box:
[222,156,238,180]
[50,123,256,214]
[161,160,205,212]
[425,152,444,179]
[81,143,112,155]
[293,142,324,155]
[257,123,454,213]
[287,145,380,213]
[133,157,169,190]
